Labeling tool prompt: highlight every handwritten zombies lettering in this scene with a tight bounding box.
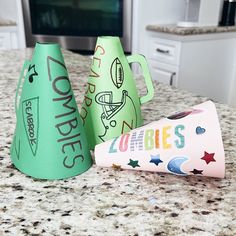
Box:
[109,125,185,153]
[47,56,84,168]
[80,45,105,125]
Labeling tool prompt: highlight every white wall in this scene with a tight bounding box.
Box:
[228,44,236,107]
[132,0,186,72]
[0,0,18,22]
[0,0,26,48]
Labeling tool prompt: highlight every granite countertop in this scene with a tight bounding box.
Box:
[146,24,236,36]
[0,19,17,27]
[0,48,236,236]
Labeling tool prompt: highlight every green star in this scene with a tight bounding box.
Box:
[127,159,140,168]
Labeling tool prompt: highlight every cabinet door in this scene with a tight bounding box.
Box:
[0,32,11,50]
[148,37,181,66]
[149,60,178,86]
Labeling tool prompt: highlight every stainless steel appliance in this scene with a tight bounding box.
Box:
[22,0,132,52]
[219,0,236,26]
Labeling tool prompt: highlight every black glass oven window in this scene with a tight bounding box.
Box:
[29,0,123,36]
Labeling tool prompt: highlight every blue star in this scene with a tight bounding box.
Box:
[150,154,163,166]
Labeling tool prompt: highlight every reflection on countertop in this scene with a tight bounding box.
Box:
[146,24,236,35]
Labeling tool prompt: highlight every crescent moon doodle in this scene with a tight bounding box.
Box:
[167,157,188,175]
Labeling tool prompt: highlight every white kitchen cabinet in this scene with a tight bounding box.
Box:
[148,38,181,66]
[0,32,11,49]
[145,31,236,106]
[0,26,18,50]
[147,37,180,86]
[149,60,178,86]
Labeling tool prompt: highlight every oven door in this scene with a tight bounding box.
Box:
[22,0,132,52]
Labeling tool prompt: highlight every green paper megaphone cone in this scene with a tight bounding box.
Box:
[10,42,93,179]
[80,36,154,150]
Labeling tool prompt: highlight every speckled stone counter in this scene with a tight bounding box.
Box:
[0,19,16,26]
[0,48,235,236]
[146,24,236,36]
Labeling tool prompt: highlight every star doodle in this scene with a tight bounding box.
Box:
[150,154,163,166]
[201,151,216,164]
[112,163,122,171]
[127,159,140,168]
[190,169,203,175]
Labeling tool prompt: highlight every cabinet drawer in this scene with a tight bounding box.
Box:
[148,37,181,66]
[149,59,178,86]
[0,32,11,50]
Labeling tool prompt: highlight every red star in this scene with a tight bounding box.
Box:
[201,151,216,164]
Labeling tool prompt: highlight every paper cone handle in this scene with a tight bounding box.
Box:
[15,60,31,114]
[127,54,154,104]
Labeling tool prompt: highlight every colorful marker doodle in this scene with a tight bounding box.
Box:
[108,124,185,153]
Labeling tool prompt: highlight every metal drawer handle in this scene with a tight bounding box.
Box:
[170,72,176,86]
[156,48,170,54]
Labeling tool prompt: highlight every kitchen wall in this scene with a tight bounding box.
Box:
[132,0,231,55]
[132,0,186,55]
[0,0,18,22]
[0,0,25,48]
[190,0,232,23]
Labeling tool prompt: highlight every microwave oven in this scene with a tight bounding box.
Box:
[22,0,132,52]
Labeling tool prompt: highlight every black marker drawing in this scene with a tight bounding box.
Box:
[121,119,134,134]
[110,57,124,89]
[28,64,38,83]
[95,90,137,141]
[47,56,67,81]
[22,97,39,156]
[14,137,21,160]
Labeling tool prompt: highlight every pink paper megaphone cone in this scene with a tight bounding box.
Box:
[94,101,225,178]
